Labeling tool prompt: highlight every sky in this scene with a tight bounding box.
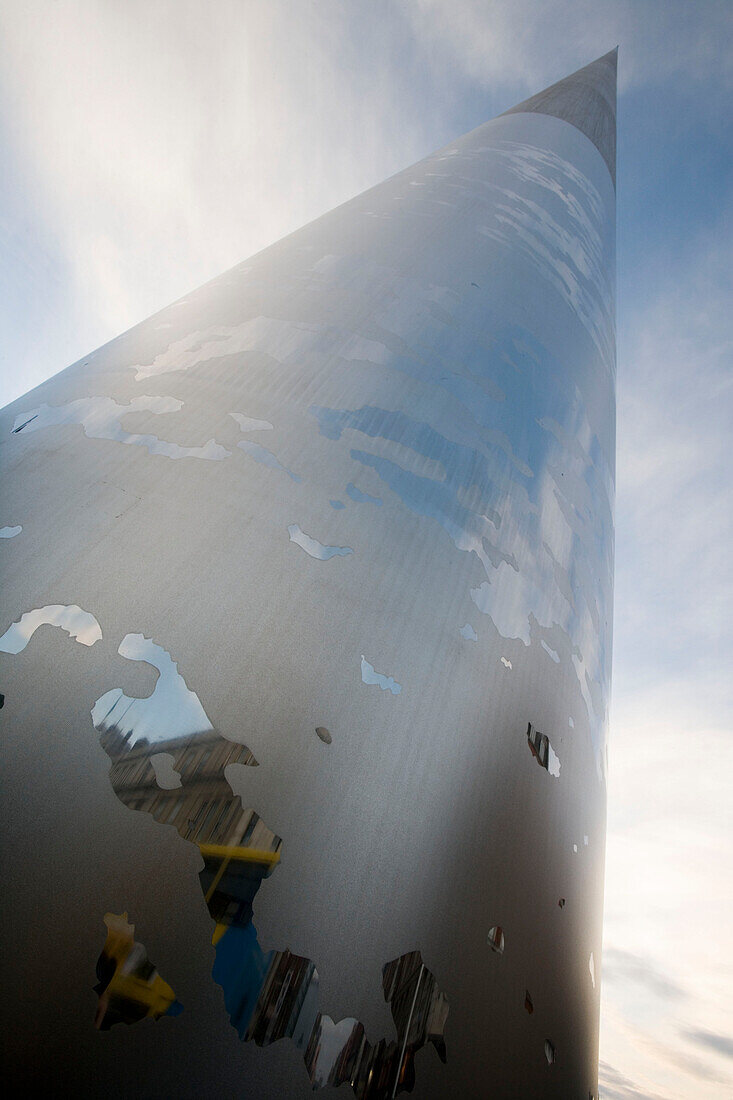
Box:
[1,2,731,1096]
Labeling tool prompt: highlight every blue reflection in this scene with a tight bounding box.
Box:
[212,922,274,1040]
[476,139,614,368]
[307,293,614,770]
[350,448,515,572]
[92,634,212,746]
[346,483,382,506]
[238,440,301,481]
[361,656,401,695]
[229,412,274,432]
[0,603,102,653]
[288,524,353,561]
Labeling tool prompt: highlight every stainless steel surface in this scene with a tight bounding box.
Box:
[1,53,616,1098]
[503,48,617,185]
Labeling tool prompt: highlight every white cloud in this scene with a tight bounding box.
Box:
[0,1,435,404]
[404,0,733,93]
[614,223,732,673]
[601,222,733,1098]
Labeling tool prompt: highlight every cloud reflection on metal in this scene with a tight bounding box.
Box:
[229,412,274,432]
[92,634,213,746]
[11,396,230,460]
[0,604,102,653]
[361,656,402,695]
[288,524,353,561]
[238,439,302,481]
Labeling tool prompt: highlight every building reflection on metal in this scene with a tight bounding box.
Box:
[94,911,183,1030]
[216,942,448,1098]
[1,49,617,1099]
[93,643,282,945]
[526,721,561,777]
[93,645,447,1096]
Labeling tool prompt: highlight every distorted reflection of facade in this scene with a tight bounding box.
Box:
[94,911,182,1030]
[99,715,449,1097]
[526,722,550,769]
[100,724,281,930]
[301,952,448,1096]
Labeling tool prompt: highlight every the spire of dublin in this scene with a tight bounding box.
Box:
[2,50,617,1099]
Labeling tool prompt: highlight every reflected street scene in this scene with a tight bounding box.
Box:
[94,911,182,1030]
[92,636,448,1095]
[98,722,281,933]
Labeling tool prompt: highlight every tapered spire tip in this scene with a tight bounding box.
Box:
[502,50,618,185]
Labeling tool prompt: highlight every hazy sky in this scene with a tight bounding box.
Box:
[1,3,731,1097]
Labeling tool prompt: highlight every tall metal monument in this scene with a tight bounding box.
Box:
[2,50,617,1098]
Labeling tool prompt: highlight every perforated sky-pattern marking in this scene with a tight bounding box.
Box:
[103,139,613,760]
[287,524,353,560]
[300,290,612,767]
[0,604,102,653]
[346,482,382,505]
[476,140,614,367]
[92,634,213,746]
[238,439,302,481]
[229,412,274,432]
[361,656,402,695]
[11,396,230,460]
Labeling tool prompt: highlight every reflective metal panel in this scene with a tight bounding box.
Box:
[1,53,615,1099]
